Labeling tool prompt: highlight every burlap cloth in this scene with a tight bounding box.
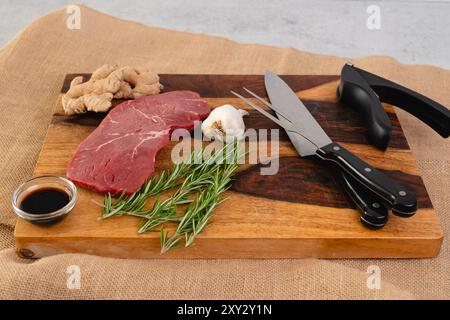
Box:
[0,5,449,299]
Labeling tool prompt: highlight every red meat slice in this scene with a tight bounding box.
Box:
[67,91,210,195]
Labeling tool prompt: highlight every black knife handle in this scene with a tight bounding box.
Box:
[317,142,417,216]
[338,169,388,229]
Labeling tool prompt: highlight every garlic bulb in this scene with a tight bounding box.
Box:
[201,104,249,143]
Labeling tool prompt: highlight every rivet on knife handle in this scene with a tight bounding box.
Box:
[317,142,417,216]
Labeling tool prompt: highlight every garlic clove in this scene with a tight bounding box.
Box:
[201,104,248,143]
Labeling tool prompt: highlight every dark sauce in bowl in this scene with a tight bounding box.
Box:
[12,176,77,225]
[20,187,70,215]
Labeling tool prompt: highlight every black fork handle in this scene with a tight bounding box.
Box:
[317,142,417,216]
[338,169,388,229]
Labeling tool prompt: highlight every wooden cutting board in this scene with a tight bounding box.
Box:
[14,74,443,259]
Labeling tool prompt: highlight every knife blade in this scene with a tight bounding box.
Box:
[262,70,417,216]
[264,70,331,156]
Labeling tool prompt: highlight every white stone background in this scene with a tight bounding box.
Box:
[0,0,449,69]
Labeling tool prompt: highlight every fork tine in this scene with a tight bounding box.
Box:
[231,90,319,149]
[230,90,295,132]
[242,87,292,122]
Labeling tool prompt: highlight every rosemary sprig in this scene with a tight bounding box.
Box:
[160,163,237,253]
[137,168,213,233]
[139,142,241,232]
[159,144,241,252]
[100,141,243,252]
[101,150,199,219]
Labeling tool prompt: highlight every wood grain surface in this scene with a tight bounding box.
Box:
[14,74,443,259]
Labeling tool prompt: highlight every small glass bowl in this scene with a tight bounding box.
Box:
[12,176,78,225]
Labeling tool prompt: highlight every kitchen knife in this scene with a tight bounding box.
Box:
[263,70,417,216]
[251,75,390,227]
[251,70,417,216]
[240,85,390,228]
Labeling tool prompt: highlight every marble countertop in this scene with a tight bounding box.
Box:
[1,0,449,69]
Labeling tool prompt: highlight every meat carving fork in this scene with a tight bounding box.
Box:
[231,71,418,229]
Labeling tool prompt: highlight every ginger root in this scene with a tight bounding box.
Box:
[62,64,163,115]
[122,66,162,98]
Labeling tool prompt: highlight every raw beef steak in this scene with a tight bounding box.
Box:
[67,91,210,195]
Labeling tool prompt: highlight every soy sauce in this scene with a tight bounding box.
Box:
[20,187,70,214]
